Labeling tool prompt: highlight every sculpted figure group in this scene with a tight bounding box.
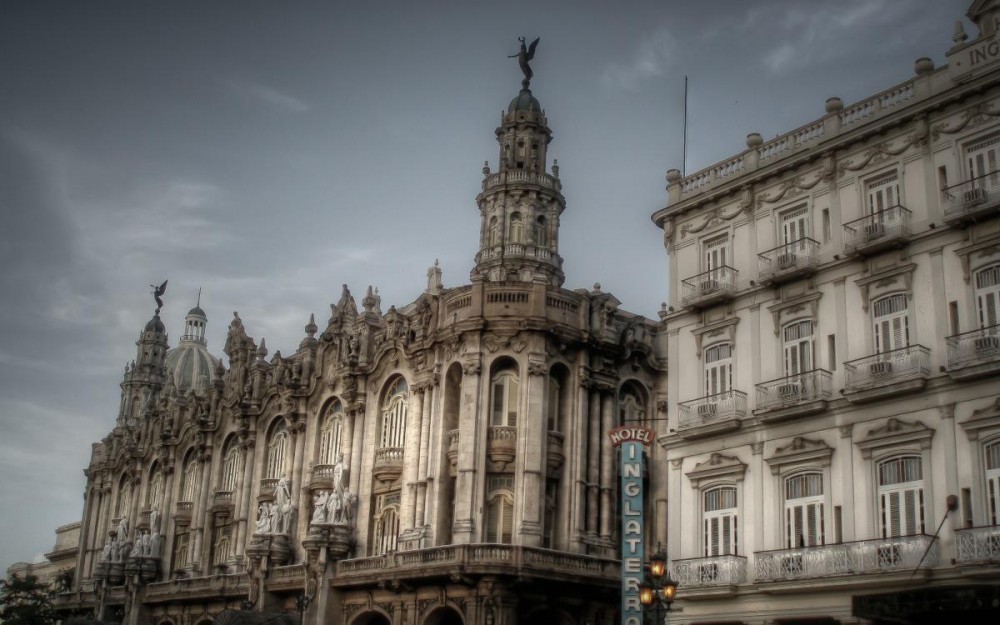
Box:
[98,512,162,563]
[253,474,297,536]
[309,453,358,529]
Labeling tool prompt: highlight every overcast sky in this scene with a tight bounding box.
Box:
[0,0,969,573]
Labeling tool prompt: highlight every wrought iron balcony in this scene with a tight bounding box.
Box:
[757,238,820,285]
[942,171,1000,226]
[681,266,738,310]
[676,390,747,438]
[754,369,832,421]
[946,325,1000,381]
[843,205,912,256]
[955,525,1000,566]
[670,555,746,589]
[754,534,938,582]
[842,345,930,402]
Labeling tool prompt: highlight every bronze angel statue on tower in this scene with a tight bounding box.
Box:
[509,36,540,88]
[150,279,168,315]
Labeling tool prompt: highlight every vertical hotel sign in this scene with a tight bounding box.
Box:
[608,425,654,625]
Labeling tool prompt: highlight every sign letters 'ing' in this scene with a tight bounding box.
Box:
[608,425,655,625]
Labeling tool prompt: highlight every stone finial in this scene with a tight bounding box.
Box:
[825,97,843,113]
[305,313,317,338]
[426,259,443,293]
[665,168,682,184]
[593,282,602,292]
[257,338,268,361]
[746,132,763,148]
[482,161,490,176]
[914,57,934,76]
[953,20,968,45]
[552,159,559,178]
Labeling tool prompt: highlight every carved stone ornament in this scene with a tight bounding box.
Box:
[691,316,740,356]
[930,102,1000,141]
[767,290,822,336]
[685,452,747,487]
[854,263,916,311]
[855,418,934,459]
[955,234,1000,284]
[960,396,1000,442]
[765,436,834,474]
[461,358,481,376]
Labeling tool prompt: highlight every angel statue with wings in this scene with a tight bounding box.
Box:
[150,279,168,315]
[509,37,540,88]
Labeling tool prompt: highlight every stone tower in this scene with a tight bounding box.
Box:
[117,312,168,427]
[471,82,566,285]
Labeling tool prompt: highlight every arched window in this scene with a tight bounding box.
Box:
[485,475,515,543]
[146,468,164,511]
[986,441,1000,526]
[379,378,407,449]
[784,472,824,547]
[320,400,345,465]
[877,455,925,537]
[508,212,523,243]
[618,383,646,425]
[220,439,241,493]
[703,486,738,556]
[172,532,189,571]
[872,294,909,353]
[975,264,1000,329]
[265,420,289,480]
[783,320,814,376]
[213,528,231,565]
[490,364,519,427]
[489,216,500,247]
[547,374,562,432]
[704,343,733,396]
[372,492,400,555]
[180,453,199,503]
[535,215,548,247]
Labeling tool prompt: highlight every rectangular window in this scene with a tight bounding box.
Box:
[822,208,831,243]
[965,133,1000,190]
[949,301,960,336]
[703,487,738,556]
[878,457,925,537]
[976,265,1000,329]
[783,320,814,376]
[872,294,910,353]
[704,343,733,396]
[827,334,837,371]
[780,206,809,246]
[834,505,843,543]
[703,235,729,272]
[866,171,901,214]
[961,487,973,528]
[785,473,825,548]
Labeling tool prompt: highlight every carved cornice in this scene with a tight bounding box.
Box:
[854,262,917,311]
[855,418,934,458]
[766,290,822,336]
[690,316,740,357]
[955,234,1000,284]
[960,396,1000,441]
[837,121,926,176]
[930,102,1000,141]
[765,436,834,474]
[685,453,747,487]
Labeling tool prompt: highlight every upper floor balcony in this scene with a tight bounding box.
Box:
[757,238,820,286]
[842,345,930,403]
[843,205,912,256]
[955,525,1000,568]
[373,447,403,483]
[942,171,1000,227]
[210,490,234,513]
[676,390,748,439]
[681,266,738,310]
[754,369,832,422]
[670,554,746,596]
[447,429,459,477]
[754,534,938,585]
[487,425,517,471]
[946,325,1000,381]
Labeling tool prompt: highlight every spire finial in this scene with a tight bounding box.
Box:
[196,287,202,308]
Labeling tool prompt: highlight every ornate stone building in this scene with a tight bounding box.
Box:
[51,61,665,625]
[652,1,1000,623]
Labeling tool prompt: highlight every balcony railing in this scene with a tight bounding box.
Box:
[755,369,832,413]
[755,534,938,582]
[843,205,912,255]
[259,478,278,497]
[942,171,1000,225]
[681,266,738,309]
[373,447,404,482]
[956,525,1000,565]
[677,390,748,430]
[758,238,820,285]
[212,490,234,508]
[670,555,746,588]
[843,345,930,391]
[946,325,1000,371]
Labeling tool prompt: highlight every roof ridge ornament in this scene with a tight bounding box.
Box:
[509,36,540,90]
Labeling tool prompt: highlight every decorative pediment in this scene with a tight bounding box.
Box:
[685,453,747,487]
[854,262,917,311]
[960,396,1000,441]
[955,232,1000,284]
[855,418,934,458]
[691,316,740,356]
[765,436,834,474]
[767,291,822,336]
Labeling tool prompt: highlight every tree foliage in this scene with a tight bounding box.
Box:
[0,573,57,625]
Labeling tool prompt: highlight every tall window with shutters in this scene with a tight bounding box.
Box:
[985,441,1000,527]
[490,365,519,427]
[180,453,199,503]
[867,172,901,215]
[975,265,1000,330]
[485,474,515,543]
[146,468,164,511]
[319,400,345,465]
[783,320,814,376]
[965,133,1000,192]
[264,421,289,480]
[703,486,738,556]
[704,343,733,397]
[703,235,729,275]
[877,456,925,537]
[115,475,132,521]
[872,294,910,354]
[780,206,809,247]
[220,441,241,493]
[785,473,825,548]
[379,377,407,449]
[372,492,400,555]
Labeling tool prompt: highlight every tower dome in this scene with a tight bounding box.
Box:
[163,302,219,393]
[507,88,541,113]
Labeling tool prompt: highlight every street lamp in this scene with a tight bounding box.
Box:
[638,548,678,625]
[296,594,311,624]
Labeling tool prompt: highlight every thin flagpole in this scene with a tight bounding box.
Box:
[682,75,689,177]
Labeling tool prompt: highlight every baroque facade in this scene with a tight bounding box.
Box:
[652,1,1000,623]
[50,63,666,625]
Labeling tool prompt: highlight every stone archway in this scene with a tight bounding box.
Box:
[423,606,465,625]
[350,611,392,625]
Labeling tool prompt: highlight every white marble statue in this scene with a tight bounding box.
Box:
[326,490,342,524]
[343,489,357,527]
[332,453,347,493]
[310,491,329,525]
[268,501,282,534]
[149,526,162,557]
[254,503,271,535]
[100,540,113,562]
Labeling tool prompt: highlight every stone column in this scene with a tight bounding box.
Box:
[598,389,615,541]
[751,442,765,553]
[77,485,97,583]
[939,404,959,549]
[192,449,214,568]
[838,424,856,542]
[400,387,425,532]
[517,356,547,546]
[235,440,256,559]
[290,416,307,561]
[415,382,434,530]
[157,466,175,578]
[453,358,482,543]
[668,459,682,558]
[586,388,601,537]
[571,376,589,550]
